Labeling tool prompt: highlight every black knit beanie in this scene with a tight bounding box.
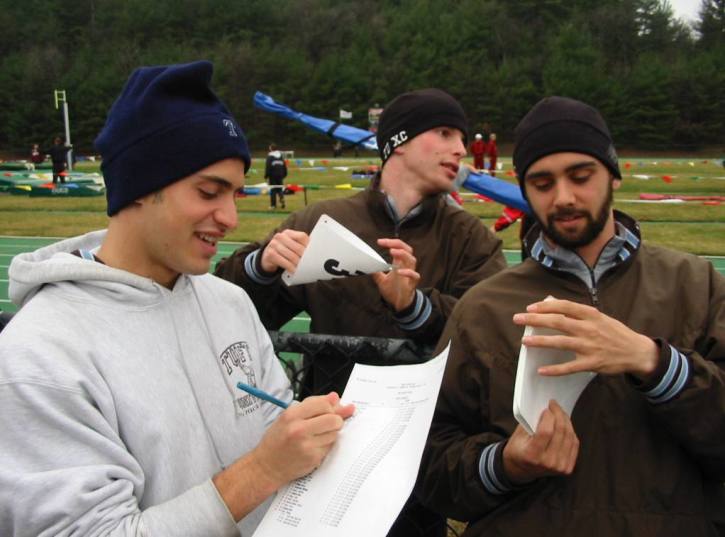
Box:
[376,89,468,167]
[96,60,251,216]
[513,96,621,188]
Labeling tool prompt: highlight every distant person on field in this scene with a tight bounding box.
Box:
[0,60,353,536]
[418,95,725,536]
[265,143,288,210]
[486,132,498,176]
[471,133,486,170]
[29,143,44,165]
[332,139,343,157]
[43,136,72,183]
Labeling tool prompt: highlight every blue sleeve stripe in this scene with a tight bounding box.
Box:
[244,249,277,285]
[478,442,509,495]
[394,289,424,324]
[486,443,509,493]
[648,347,690,404]
[398,293,432,331]
[645,345,679,399]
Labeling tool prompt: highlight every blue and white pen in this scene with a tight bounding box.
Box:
[236,381,290,409]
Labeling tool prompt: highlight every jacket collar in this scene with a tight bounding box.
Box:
[366,173,444,228]
[523,210,641,272]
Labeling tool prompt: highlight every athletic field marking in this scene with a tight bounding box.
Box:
[0,235,66,240]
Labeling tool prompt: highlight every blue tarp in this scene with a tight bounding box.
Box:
[254,92,378,151]
[253,91,529,213]
[464,171,530,213]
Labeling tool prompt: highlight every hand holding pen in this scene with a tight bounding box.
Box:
[214,390,355,522]
[250,391,354,487]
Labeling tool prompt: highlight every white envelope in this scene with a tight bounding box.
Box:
[513,325,596,435]
[283,214,392,286]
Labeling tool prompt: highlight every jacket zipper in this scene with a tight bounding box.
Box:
[587,266,599,307]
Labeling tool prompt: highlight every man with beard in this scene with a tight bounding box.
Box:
[417,96,725,536]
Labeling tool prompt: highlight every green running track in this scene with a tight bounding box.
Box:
[2,237,724,333]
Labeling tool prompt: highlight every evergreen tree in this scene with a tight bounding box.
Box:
[0,0,723,152]
[697,0,725,47]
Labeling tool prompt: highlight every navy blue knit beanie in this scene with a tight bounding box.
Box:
[95,60,251,216]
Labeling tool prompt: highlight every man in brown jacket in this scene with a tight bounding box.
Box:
[418,96,725,536]
[216,89,506,537]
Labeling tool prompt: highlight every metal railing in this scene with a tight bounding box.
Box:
[268,330,434,398]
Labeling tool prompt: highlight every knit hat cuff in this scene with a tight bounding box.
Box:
[378,111,468,164]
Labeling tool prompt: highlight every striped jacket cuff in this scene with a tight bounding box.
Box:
[393,289,432,331]
[478,441,515,495]
[244,249,279,285]
[640,343,691,404]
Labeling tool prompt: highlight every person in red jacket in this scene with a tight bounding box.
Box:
[30,144,45,165]
[486,132,498,176]
[471,133,486,170]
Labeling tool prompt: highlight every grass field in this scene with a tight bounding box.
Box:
[2,156,724,254]
[2,154,724,317]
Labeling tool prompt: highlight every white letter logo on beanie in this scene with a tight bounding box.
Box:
[391,130,408,148]
[223,119,238,137]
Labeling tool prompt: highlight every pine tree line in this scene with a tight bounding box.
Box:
[1,0,723,153]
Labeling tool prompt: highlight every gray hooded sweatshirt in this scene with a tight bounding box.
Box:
[0,230,292,536]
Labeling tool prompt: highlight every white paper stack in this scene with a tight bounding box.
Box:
[513,325,596,435]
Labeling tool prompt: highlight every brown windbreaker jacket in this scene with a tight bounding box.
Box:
[419,214,725,536]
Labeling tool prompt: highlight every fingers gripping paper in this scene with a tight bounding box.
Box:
[282,214,392,286]
[252,344,451,537]
[513,325,597,435]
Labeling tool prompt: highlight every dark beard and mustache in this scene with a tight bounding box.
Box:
[535,181,614,249]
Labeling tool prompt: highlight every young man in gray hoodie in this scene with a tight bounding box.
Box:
[0,60,353,537]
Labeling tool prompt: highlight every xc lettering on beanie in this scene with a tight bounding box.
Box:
[513,96,621,187]
[95,60,251,216]
[376,88,468,167]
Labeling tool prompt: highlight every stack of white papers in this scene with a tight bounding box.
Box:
[513,325,596,435]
